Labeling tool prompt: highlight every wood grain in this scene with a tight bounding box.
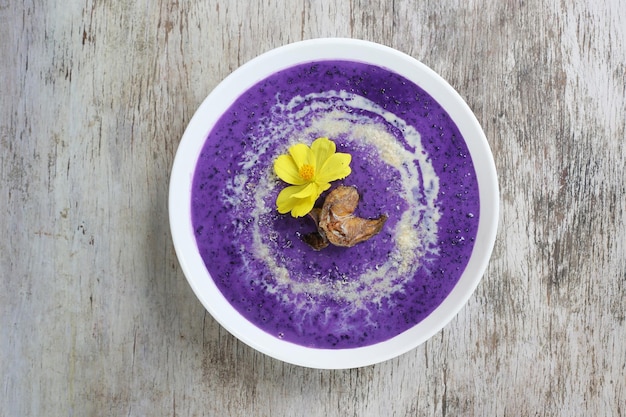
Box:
[1,0,624,415]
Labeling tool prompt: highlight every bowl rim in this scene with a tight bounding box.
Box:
[169,38,499,369]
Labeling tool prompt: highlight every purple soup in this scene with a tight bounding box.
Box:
[191,60,479,349]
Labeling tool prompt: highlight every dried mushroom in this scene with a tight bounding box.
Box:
[303,186,387,250]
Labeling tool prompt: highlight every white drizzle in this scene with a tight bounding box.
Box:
[225,90,441,310]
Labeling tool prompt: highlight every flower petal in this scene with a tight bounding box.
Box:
[290,182,319,199]
[276,184,318,217]
[290,195,317,217]
[276,184,307,211]
[288,143,314,169]
[311,137,336,170]
[316,152,352,183]
[274,154,306,185]
[318,182,331,193]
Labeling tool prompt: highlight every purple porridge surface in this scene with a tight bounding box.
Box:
[191,60,479,349]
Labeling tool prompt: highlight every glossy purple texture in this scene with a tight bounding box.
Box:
[191,61,479,349]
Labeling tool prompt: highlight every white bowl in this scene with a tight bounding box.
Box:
[169,38,498,369]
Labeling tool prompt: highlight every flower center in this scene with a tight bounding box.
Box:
[299,164,315,181]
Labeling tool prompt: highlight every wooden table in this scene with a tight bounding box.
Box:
[2,0,624,415]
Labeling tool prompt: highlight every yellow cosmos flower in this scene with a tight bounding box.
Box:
[273,137,352,217]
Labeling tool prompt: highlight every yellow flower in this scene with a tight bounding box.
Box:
[273,137,352,217]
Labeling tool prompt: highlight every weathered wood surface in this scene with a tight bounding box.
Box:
[2,0,624,415]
